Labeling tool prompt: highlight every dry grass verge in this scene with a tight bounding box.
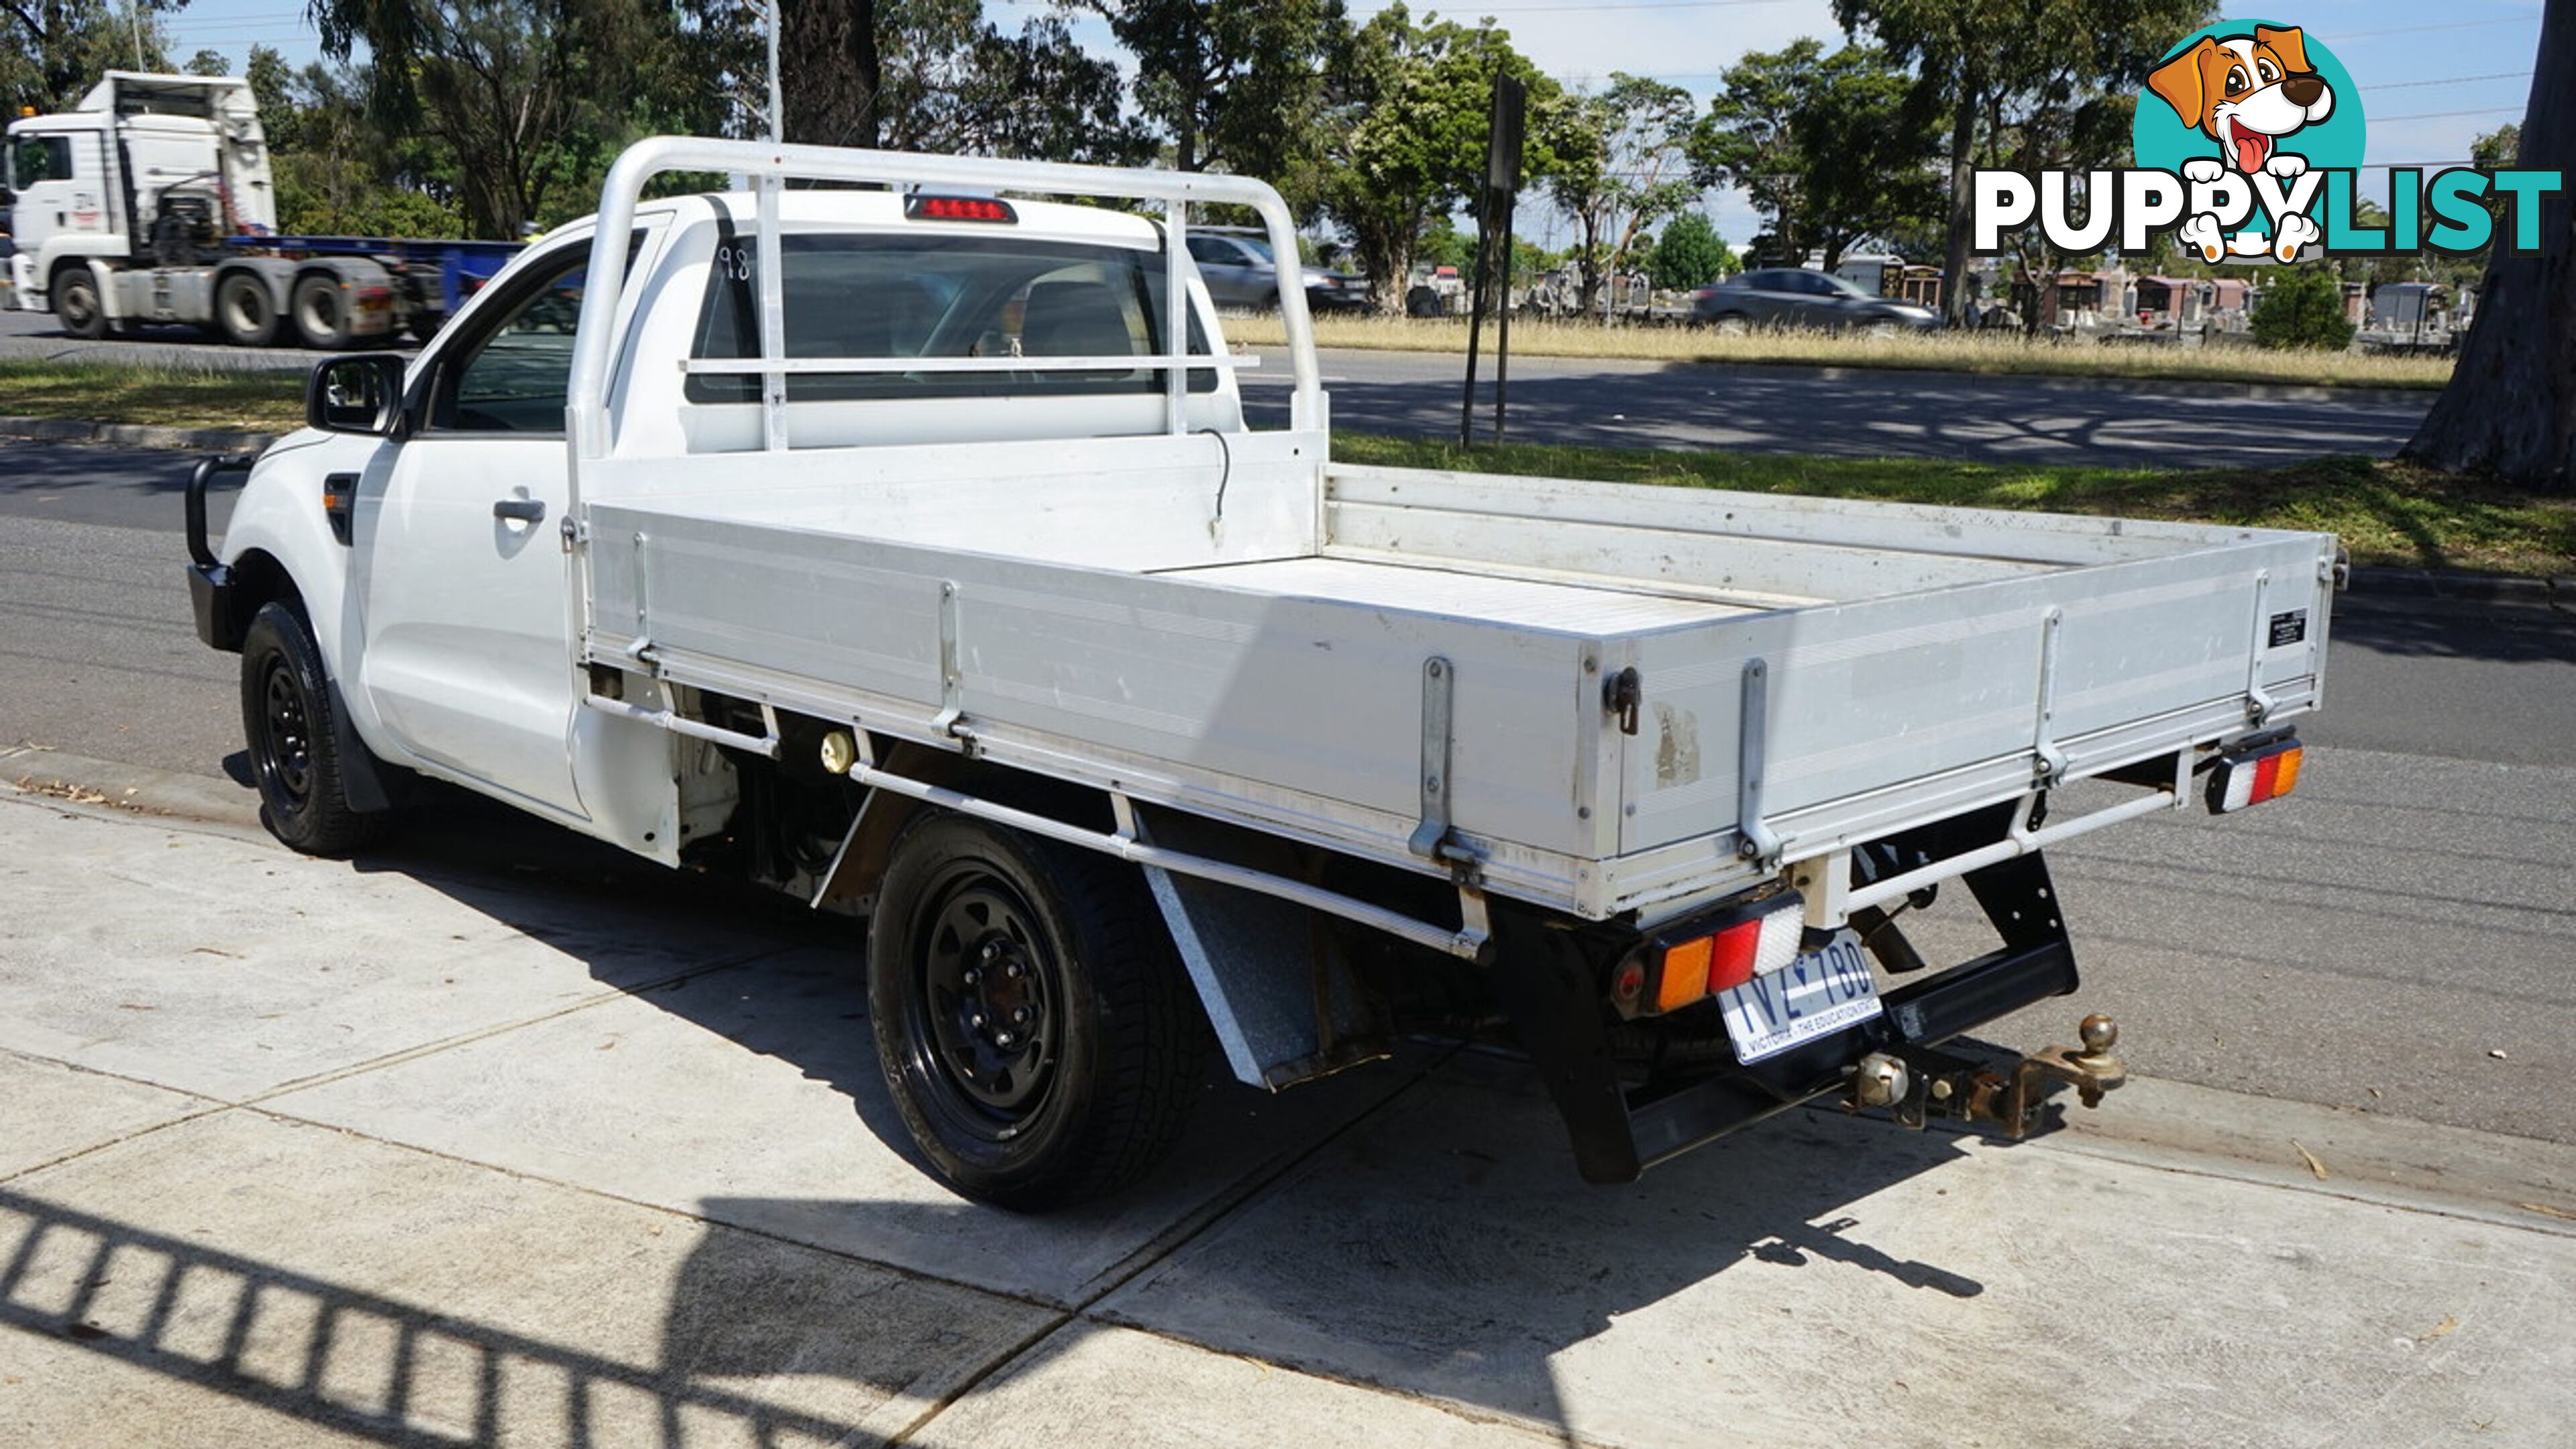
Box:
[1234,313,2454,392]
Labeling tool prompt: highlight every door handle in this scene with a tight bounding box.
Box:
[492,498,545,523]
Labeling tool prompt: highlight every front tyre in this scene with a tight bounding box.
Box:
[868,813,1203,1210]
[53,265,107,341]
[239,600,390,856]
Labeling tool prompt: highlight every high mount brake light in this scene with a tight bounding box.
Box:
[906,195,1017,223]
[2208,737,2304,814]
[1620,893,1806,1018]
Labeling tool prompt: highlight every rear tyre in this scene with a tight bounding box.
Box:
[1709,312,1750,337]
[52,265,107,340]
[239,600,391,857]
[290,273,353,350]
[215,272,280,347]
[868,812,1203,1210]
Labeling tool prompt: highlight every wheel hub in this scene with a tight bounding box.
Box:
[921,880,1057,1117]
[259,662,313,801]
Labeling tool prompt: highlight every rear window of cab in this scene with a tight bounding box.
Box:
[686,230,1216,404]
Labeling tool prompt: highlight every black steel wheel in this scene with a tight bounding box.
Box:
[868,812,1202,1210]
[53,265,107,340]
[215,272,279,347]
[239,600,390,856]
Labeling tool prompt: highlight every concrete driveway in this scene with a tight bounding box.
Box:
[5,786,2575,1448]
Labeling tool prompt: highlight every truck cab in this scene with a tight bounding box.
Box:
[5,72,276,329]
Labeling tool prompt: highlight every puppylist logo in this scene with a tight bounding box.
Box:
[1973,19,2561,264]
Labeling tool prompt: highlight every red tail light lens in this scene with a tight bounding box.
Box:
[907,195,1017,223]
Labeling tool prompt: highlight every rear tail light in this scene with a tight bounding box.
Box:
[1617,892,1805,1018]
[2208,736,2303,813]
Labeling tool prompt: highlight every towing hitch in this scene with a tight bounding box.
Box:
[1846,1014,2126,1138]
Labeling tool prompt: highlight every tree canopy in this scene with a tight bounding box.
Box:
[1548,72,1696,314]
[1315,4,1567,311]
[5,0,180,113]
[1649,211,1733,290]
[1690,39,1937,272]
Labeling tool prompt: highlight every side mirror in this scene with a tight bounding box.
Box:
[306,353,409,436]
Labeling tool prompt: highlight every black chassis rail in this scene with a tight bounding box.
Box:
[186,453,259,651]
[1489,801,2078,1185]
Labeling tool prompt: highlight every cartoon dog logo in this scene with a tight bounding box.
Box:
[2149,25,2335,262]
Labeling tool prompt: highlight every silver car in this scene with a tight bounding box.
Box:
[1186,230,1366,313]
[1693,268,1939,335]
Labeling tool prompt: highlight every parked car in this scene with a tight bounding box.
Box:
[1693,268,1940,335]
[1186,228,1366,313]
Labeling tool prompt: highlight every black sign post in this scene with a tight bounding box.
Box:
[1460,73,1526,447]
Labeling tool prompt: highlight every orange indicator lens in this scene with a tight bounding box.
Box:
[1657,936,1715,1014]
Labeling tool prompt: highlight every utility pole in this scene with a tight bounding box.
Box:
[1460,74,1525,447]
[766,0,784,142]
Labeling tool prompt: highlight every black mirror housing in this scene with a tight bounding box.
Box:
[306,353,410,436]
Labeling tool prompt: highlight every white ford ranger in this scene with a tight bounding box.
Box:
[186,139,2337,1208]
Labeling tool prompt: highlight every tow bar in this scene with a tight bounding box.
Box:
[1846,1014,2126,1138]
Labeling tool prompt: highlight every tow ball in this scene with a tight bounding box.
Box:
[1845,1014,2126,1139]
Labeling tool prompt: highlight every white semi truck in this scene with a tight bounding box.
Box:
[184,138,2337,1209]
[3,72,517,346]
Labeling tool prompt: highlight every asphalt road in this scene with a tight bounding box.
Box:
[2,307,2435,468]
[1250,345,2438,468]
[3,435,2571,1149]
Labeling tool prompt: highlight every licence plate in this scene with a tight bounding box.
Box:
[1717,930,1882,1064]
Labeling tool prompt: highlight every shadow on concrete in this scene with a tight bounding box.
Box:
[280,786,2027,1442]
[0,1185,920,1446]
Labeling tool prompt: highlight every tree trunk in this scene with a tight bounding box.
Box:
[1939,65,1978,326]
[849,0,880,150]
[2400,3,2573,490]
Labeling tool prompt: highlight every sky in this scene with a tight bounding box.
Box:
[150,0,2548,253]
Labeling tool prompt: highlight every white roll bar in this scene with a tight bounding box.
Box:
[564,136,1327,462]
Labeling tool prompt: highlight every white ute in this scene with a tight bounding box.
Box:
[186,139,2339,1208]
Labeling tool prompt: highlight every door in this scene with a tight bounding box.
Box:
[7,130,101,269]
[1186,235,1269,308]
[352,239,605,815]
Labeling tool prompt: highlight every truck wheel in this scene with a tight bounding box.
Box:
[868,812,1203,1210]
[239,601,390,857]
[215,272,280,347]
[53,265,107,340]
[290,274,353,350]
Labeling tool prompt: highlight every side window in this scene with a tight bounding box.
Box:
[1185,235,1234,266]
[433,250,591,433]
[8,135,74,189]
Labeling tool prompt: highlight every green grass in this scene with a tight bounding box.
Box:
[1228,313,2456,392]
[0,360,303,432]
[1334,433,2576,578]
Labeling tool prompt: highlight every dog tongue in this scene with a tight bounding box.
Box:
[2233,129,2270,174]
